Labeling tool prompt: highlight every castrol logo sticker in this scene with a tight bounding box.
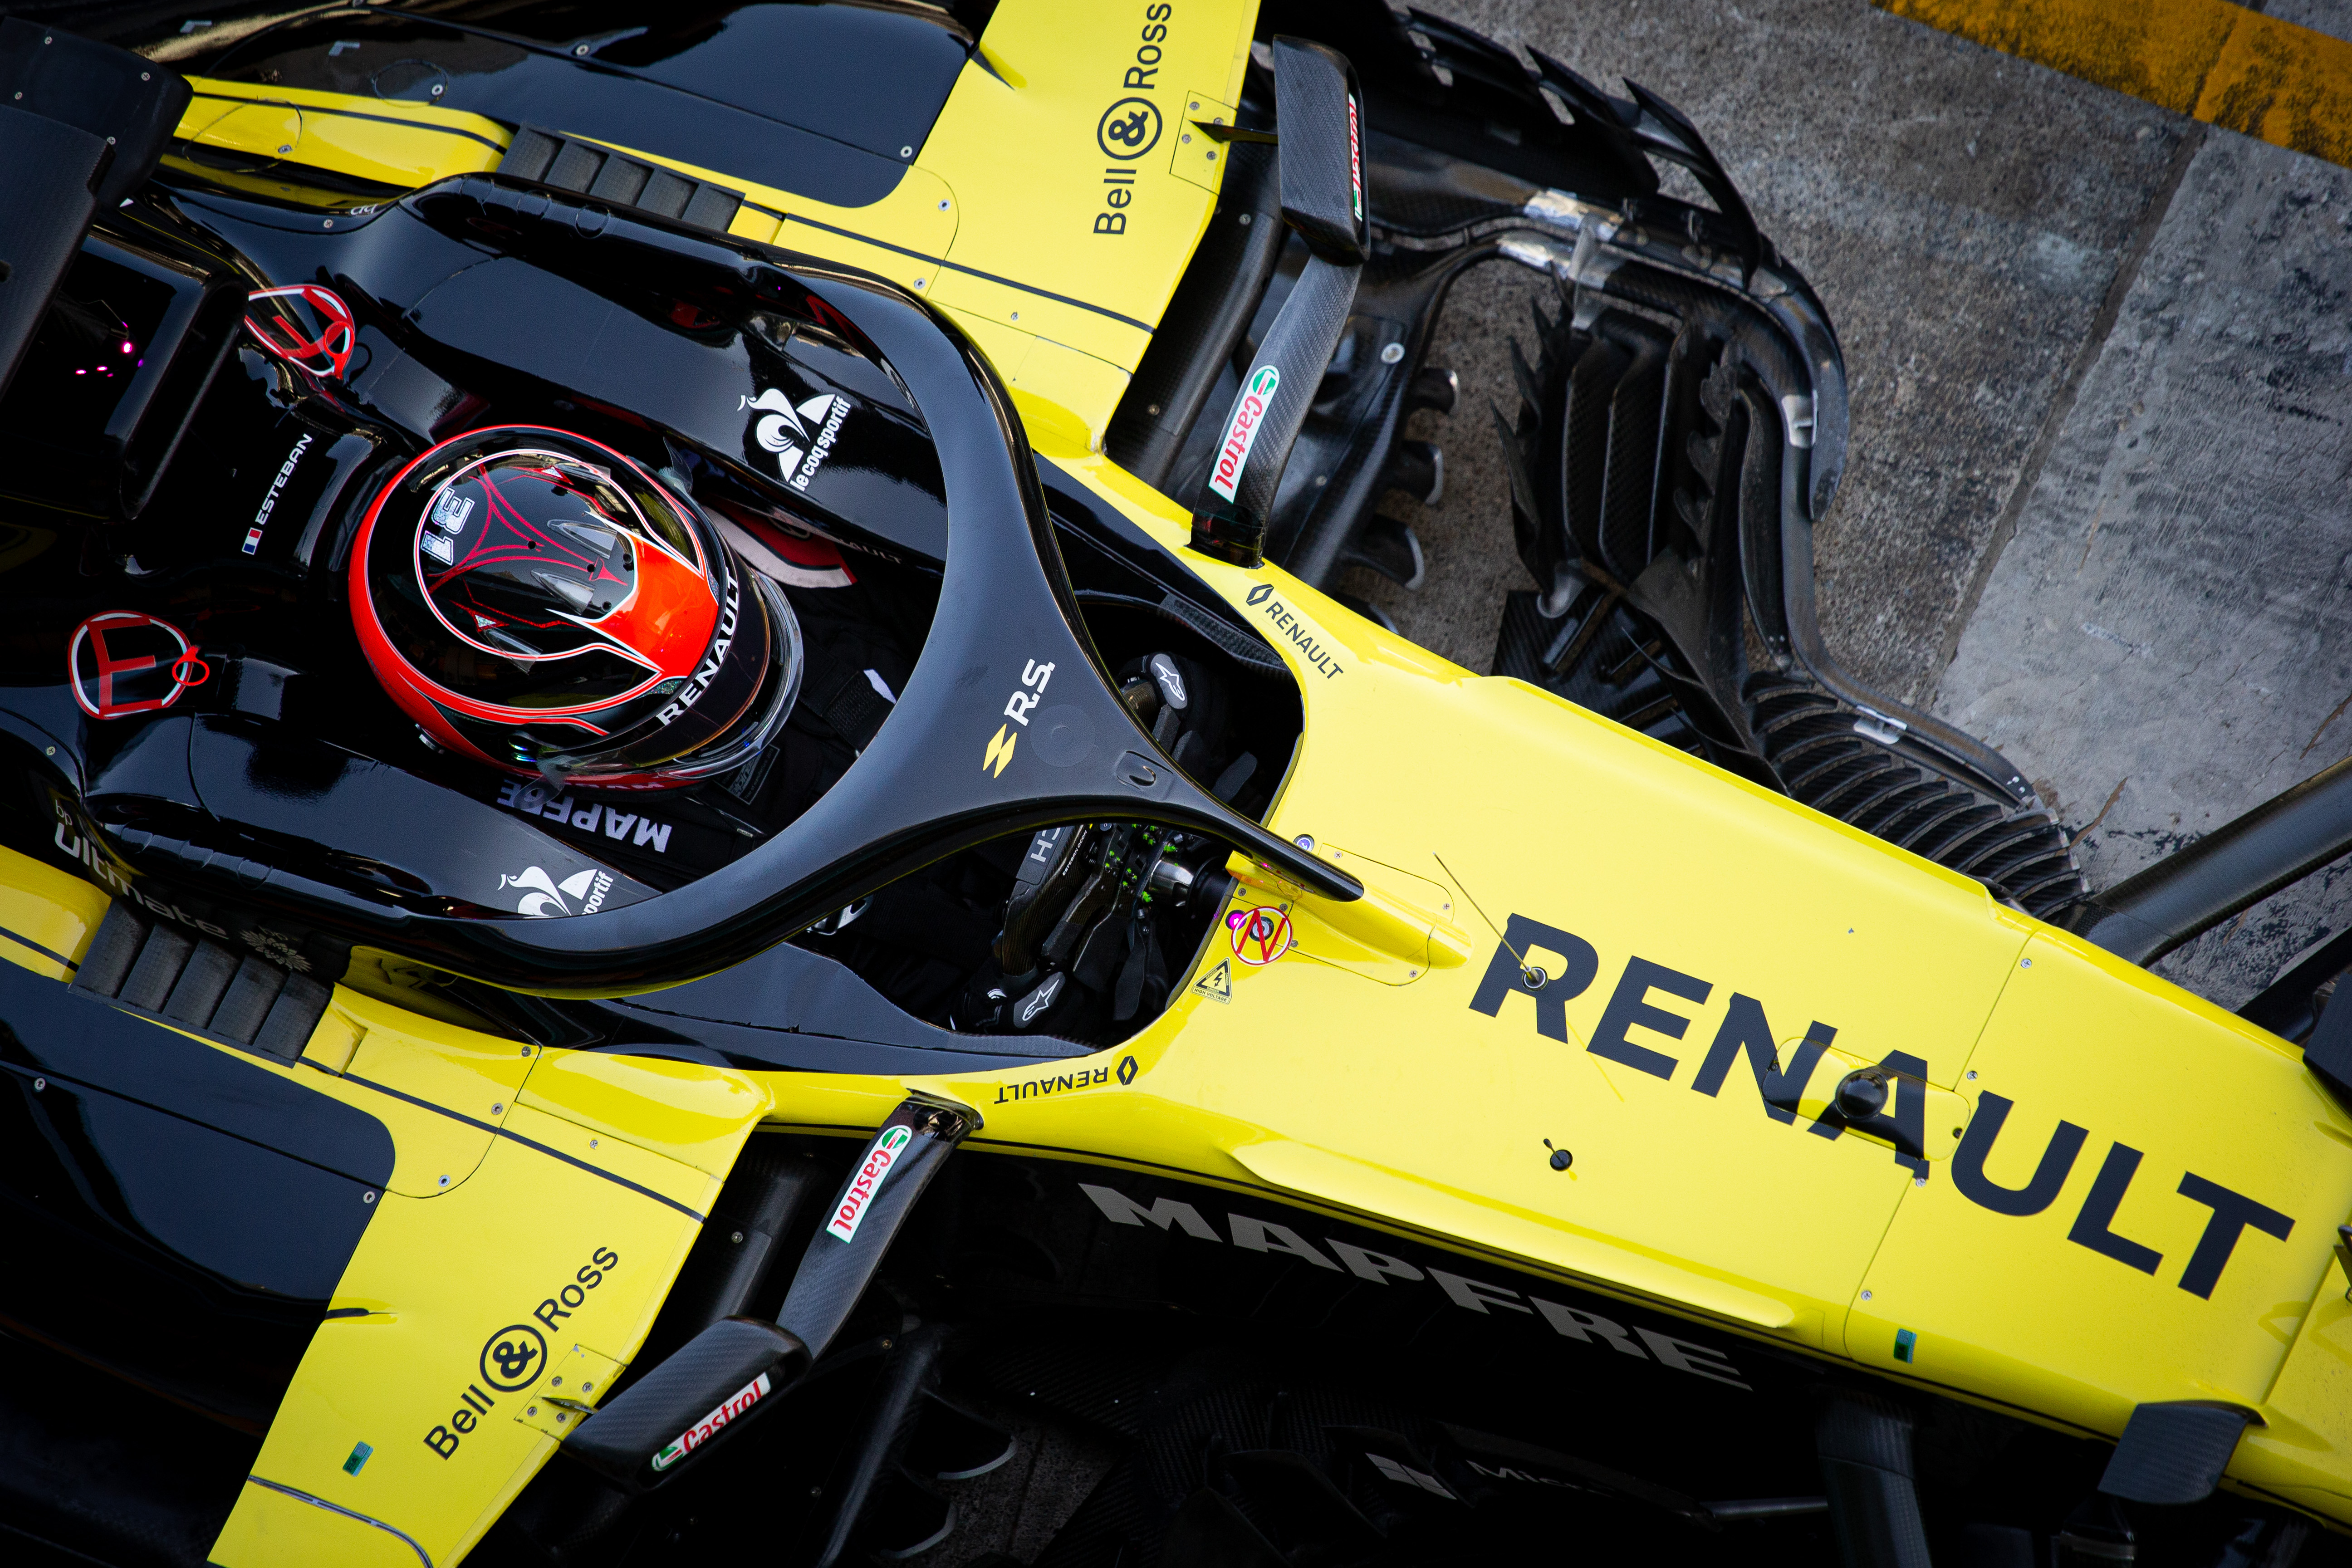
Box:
[650,1371,771,1471]
[826,1125,914,1244]
[1348,96,1362,221]
[1207,365,1281,502]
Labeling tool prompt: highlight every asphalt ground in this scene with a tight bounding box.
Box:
[1341,0,2352,1011]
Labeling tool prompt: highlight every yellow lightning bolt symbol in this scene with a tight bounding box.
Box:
[982,723,1017,778]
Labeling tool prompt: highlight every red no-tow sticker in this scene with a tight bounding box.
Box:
[1227,905,1294,966]
[68,612,208,719]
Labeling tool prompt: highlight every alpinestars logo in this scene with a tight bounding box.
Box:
[827,1125,914,1243]
[500,864,615,917]
[743,387,851,492]
[1208,365,1279,502]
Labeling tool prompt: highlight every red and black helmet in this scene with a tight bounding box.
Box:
[349,427,802,789]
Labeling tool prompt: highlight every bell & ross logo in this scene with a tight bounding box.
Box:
[1093,5,1172,235]
[479,1323,547,1392]
[1098,98,1162,160]
[422,1245,618,1460]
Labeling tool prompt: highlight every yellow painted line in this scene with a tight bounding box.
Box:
[1877,0,2352,168]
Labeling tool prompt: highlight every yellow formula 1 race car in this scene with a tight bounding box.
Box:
[1,4,2349,1567]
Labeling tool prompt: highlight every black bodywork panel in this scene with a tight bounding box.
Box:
[0,960,389,1431]
[202,2,975,209]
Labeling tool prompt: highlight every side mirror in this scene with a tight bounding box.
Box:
[1271,36,1368,266]
[1190,38,1367,568]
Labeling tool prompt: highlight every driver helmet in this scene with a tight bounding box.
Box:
[350,426,802,789]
